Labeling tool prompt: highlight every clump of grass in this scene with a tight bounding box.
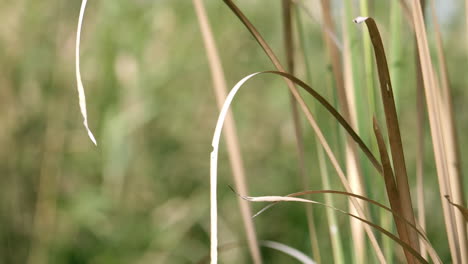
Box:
[206,1,467,263]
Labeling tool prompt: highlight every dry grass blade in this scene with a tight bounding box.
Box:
[354,16,420,255]
[192,1,262,263]
[415,36,428,259]
[247,188,442,264]
[373,118,417,264]
[430,2,468,260]
[239,193,429,264]
[75,0,97,146]
[281,2,321,262]
[410,0,463,261]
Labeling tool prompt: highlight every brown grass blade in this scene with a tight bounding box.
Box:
[373,118,417,264]
[354,16,421,256]
[192,1,262,263]
[240,193,429,264]
[281,2,321,262]
[410,0,463,261]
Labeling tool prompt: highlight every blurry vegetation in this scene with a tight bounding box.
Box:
[0,0,467,263]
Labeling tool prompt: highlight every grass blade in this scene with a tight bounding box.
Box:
[261,241,316,264]
[373,118,417,264]
[192,1,262,263]
[409,0,462,261]
[354,16,420,256]
[248,188,442,264]
[240,193,429,264]
[212,68,386,263]
[430,2,468,261]
[75,0,97,146]
[281,2,321,262]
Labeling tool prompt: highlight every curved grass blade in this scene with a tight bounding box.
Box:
[211,70,384,263]
[222,0,382,173]
[75,0,97,145]
[239,193,429,264]
[192,1,262,263]
[248,188,442,264]
[196,240,316,264]
[261,240,316,264]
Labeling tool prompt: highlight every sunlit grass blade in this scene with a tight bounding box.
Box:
[354,17,421,257]
[192,1,262,263]
[261,240,316,264]
[75,0,97,146]
[211,68,385,263]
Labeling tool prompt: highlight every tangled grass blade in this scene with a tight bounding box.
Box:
[76,0,97,146]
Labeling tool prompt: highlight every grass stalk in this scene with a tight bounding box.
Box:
[341,6,368,264]
[430,1,468,262]
[415,49,427,259]
[281,2,321,263]
[319,2,371,262]
[192,1,262,263]
[410,0,463,261]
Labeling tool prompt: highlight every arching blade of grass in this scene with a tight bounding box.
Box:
[211,68,385,263]
[430,2,468,261]
[281,2,321,263]
[260,240,316,264]
[409,0,463,261]
[248,188,442,264]
[239,192,430,264]
[354,17,421,258]
[196,240,316,264]
[192,1,262,263]
[75,0,97,146]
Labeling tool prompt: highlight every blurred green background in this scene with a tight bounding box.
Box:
[0,0,466,263]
